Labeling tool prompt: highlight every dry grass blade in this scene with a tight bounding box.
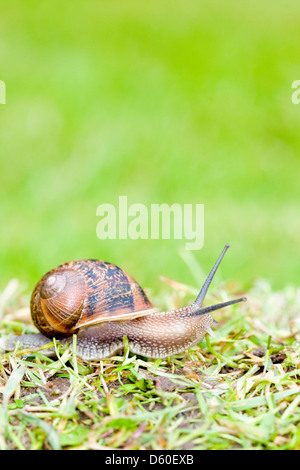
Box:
[2,365,26,409]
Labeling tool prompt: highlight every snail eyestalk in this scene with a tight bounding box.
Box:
[197,296,247,315]
[191,244,247,316]
[193,244,230,309]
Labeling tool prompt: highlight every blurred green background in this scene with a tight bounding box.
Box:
[0,0,300,296]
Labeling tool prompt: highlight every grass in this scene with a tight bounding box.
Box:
[0,278,300,450]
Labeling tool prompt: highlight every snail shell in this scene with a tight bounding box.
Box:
[31,259,157,337]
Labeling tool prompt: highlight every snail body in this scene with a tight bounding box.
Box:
[4,245,246,360]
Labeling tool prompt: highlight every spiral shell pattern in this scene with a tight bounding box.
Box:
[31,259,156,337]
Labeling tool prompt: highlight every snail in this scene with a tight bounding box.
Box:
[3,244,246,360]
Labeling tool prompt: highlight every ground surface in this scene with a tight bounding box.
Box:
[0,278,300,450]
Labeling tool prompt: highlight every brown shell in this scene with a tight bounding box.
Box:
[31,259,157,338]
